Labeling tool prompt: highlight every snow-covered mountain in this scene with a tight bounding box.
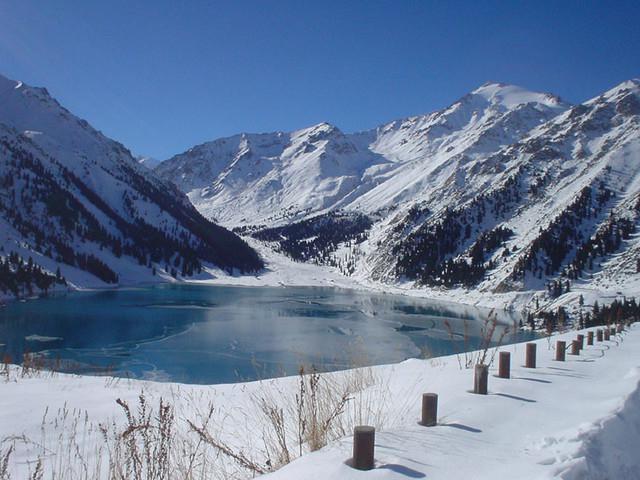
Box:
[0,74,262,297]
[156,82,567,226]
[157,80,640,311]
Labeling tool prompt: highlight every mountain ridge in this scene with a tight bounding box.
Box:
[155,81,572,225]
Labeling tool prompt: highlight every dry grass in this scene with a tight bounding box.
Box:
[0,359,396,480]
[444,310,514,369]
[184,363,397,477]
[1,445,13,480]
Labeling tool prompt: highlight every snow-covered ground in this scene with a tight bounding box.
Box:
[1,322,638,479]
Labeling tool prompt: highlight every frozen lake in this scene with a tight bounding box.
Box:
[0,284,537,384]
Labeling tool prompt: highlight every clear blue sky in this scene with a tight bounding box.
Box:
[1,0,639,159]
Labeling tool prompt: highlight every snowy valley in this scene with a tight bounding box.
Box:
[156,80,640,315]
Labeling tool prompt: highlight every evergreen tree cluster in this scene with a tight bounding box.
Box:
[527,298,640,333]
[583,298,640,328]
[469,226,514,265]
[525,306,568,332]
[512,183,614,283]
[250,212,372,265]
[562,213,635,281]
[391,204,431,235]
[393,172,522,287]
[0,135,263,286]
[546,279,572,299]
[0,250,65,297]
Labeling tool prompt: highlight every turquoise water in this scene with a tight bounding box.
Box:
[0,284,536,384]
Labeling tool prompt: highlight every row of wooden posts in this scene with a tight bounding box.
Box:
[351,323,626,471]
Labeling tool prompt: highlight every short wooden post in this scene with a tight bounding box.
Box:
[577,334,585,350]
[352,426,375,470]
[421,393,438,426]
[587,331,594,346]
[498,351,510,378]
[610,327,616,337]
[474,364,488,394]
[604,329,610,341]
[556,341,566,361]
[571,340,580,355]
[525,343,537,368]
[596,329,603,342]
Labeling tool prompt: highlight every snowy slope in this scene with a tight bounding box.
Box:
[352,79,640,314]
[0,73,262,296]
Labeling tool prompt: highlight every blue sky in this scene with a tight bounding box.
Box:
[1,0,639,159]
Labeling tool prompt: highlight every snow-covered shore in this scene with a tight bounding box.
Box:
[1,323,638,479]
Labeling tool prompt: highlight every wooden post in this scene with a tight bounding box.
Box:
[421,393,438,427]
[571,340,580,355]
[352,426,375,470]
[596,329,603,342]
[577,334,585,350]
[610,327,616,337]
[604,329,610,341]
[525,343,537,368]
[474,364,488,394]
[498,352,510,379]
[587,331,594,346]
[556,340,566,361]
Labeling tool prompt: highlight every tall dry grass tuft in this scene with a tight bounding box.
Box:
[105,394,174,480]
[444,310,513,369]
[187,406,267,476]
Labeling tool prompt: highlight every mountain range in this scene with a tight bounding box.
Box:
[155,79,640,311]
[2,71,639,313]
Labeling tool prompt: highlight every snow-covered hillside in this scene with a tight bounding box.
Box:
[157,80,640,313]
[0,74,262,297]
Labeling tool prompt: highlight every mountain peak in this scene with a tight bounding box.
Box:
[469,82,565,110]
[293,122,341,141]
[598,78,640,100]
